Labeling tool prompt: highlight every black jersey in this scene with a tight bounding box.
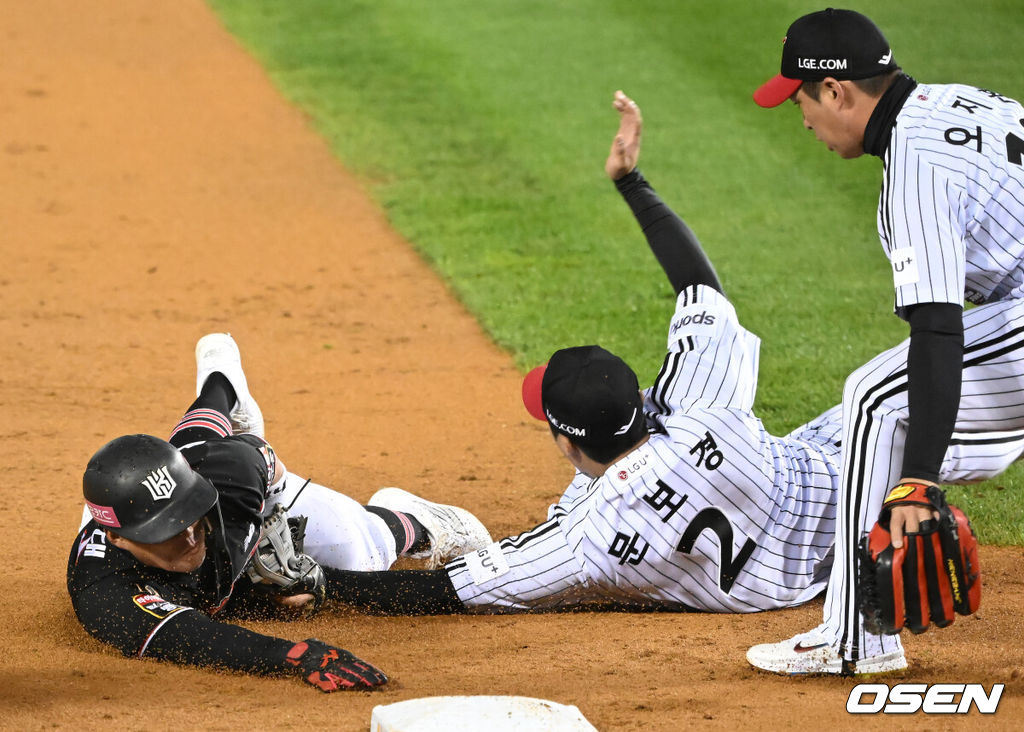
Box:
[66,435,291,671]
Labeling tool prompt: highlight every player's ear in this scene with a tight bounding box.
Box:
[555,433,589,465]
[824,78,862,112]
[106,529,126,548]
[821,78,843,104]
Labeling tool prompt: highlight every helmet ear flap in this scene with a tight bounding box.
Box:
[83,434,218,544]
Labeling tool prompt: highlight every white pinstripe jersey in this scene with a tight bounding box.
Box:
[449,286,842,612]
[880,83,1024,312]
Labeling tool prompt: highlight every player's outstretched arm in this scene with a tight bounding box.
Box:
[606,91,723,295]
[323,566,469,615]
[69,572,385,691]
[143,607,388,691]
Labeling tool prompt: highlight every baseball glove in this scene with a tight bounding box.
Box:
[246,504,326,614]
[858,483,981,635]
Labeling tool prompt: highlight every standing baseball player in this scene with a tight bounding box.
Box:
[305,92,1023,623]
[68,333,491,690]
[748,8,1024,674]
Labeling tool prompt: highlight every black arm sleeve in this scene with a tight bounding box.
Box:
[901,302,964,482]
[144,609,296,675]
[614,169,723,295]
[323,567,467,615]
[68,569,295,675]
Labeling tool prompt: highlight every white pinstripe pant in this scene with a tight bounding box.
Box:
[824,297,1024,660]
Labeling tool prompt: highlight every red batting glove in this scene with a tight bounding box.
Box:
[284,639,388,692]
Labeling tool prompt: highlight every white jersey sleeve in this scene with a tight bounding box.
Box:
[446,518,602,613]
[647,284,760,414]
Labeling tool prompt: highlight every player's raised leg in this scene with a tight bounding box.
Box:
[195,332,265,437]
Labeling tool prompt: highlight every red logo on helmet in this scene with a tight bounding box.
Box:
[86,500,121,527]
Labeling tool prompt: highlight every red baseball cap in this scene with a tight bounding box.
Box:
[754,8,897,108]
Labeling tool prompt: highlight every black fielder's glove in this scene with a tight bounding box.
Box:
[858,483,981,635]
[284,638,388,692]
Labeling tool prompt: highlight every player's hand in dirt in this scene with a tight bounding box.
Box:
[605,90,643,181]
[273,592,315,612]
[284,638,388,692]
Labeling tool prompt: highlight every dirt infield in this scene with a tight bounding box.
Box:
[3,2,1022,729]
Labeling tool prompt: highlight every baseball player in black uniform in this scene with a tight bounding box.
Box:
[68,335,491,690]
[748,8,1024,674]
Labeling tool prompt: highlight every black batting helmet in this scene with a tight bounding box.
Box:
[82,434,218,544]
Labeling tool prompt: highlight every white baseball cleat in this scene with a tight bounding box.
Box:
[746,628,907,676]
[195,333,265,438]
[368,487,492,569]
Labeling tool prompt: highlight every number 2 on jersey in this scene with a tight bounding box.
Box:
[675,506,756,594]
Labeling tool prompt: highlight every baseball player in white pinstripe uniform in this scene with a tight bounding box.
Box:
[316,92,1024,625]
[749,8,1024,675]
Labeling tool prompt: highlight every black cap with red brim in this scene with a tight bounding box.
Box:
[753,8,897,108]
[521,346,646,452]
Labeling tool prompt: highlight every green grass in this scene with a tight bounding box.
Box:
[947,483,1024,545]
[206,0,1024,543]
